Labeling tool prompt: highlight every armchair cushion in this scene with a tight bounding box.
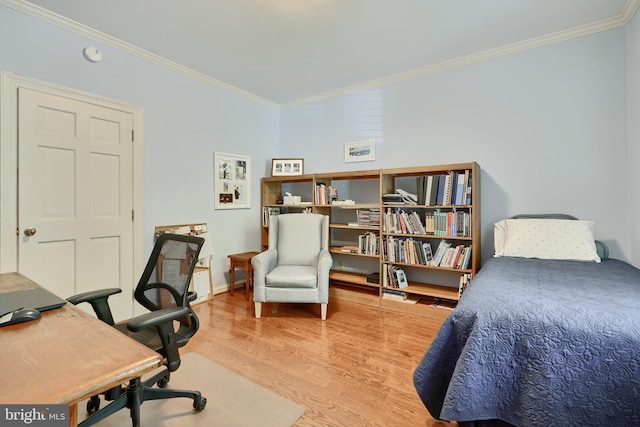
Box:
[266,265,318,288]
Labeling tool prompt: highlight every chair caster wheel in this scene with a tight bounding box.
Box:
[157,375,169,388]
[86,396,100,414]
[194,396,207,411]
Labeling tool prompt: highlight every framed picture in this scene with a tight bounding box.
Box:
[271,158,304,176]
[214,152,250,210]
[344,139,375,163]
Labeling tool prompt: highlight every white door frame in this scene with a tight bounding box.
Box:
[0,72,144,286]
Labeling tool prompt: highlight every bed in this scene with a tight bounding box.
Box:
[413,215,640,427]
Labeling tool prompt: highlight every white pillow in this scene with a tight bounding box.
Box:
[494,219,601,263]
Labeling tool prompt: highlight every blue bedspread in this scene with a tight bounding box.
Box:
[413,256,640,427]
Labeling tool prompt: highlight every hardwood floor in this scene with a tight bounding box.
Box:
[185,292,456,427]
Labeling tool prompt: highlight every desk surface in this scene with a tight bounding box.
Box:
[0,272,162,407]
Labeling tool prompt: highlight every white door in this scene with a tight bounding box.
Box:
[18,87,135,320]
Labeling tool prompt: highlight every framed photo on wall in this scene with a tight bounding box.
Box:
[344,140,375,163]
[214,152,250,210]
[271,158,304,176]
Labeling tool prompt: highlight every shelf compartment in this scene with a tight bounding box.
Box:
[382,232,472,240]
[329,247,379,257]
[329,270,379,288]
[396,282,459,301]
[330,224,380,230]
[382,260,472,273]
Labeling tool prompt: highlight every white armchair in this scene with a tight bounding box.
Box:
[251,213,332,320]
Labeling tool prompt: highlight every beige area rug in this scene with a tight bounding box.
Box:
[79,352,304,427]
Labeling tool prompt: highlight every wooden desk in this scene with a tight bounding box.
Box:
[228,251,259,300]
[0,273,162,426]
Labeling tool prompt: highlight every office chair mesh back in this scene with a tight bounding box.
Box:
[133,233,204,345]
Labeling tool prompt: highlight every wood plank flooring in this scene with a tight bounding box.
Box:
[185,292,456,427]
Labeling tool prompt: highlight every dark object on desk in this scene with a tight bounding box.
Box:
[0,287,67,315]
[0,308,41,326]
[67,233,208,427]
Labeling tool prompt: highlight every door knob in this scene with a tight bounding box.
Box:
[23,227,37,237]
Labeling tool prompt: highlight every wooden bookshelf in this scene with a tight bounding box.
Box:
[260,162,481,317]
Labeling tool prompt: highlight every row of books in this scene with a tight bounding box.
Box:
[380,268,472,308]
[458,273,471,299]
[339,231,380,255]
[382,236,434,265]
[315,183,338,205]
[382,264,408,289]
[382,208,471,237]
[416,170,472,206]
[350,208,380,227]
[432,240,472,270]
[427,210,471,237]
[382,237,472,270]
[383,209,426,234]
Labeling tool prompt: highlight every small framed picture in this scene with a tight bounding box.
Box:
[271,158,304,176]
[344,140,375,163]
[214,152,250,210]
[395,268,408,288]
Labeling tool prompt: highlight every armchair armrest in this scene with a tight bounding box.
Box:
[317,249,332,303]
[127,306,190,372]
[252,249,277,301]
[66,288,122,326]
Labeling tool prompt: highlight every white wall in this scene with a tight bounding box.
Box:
[0,5,280,289]
[629,11,640,267]
[280,29,630,263]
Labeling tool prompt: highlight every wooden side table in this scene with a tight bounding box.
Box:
[228,251,260,300]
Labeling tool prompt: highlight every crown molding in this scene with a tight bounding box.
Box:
[0,0,280,110]
[280,0,640,109]
[3,0,639,110]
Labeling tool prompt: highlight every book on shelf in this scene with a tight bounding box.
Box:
[382,288,420,304]
[422,242,434,264]
[262,206,281,227]
[428,175,439,206]
[353,208,380,227]
[436,174,447,205]
[458,273,471,298]
[451,171,465,206]
[431,240,451,267]
[358,231,380,255]
[442,174,452,206]
[382,193,404,205]
[395,188,417,205]
[383,264,409,288]
[331,199,355,205]
[465,170,472,205]
[416,176,426,205]
[340,245,360,253]
[315,183,338,205]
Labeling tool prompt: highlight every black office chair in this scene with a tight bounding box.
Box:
[67,233,207,427]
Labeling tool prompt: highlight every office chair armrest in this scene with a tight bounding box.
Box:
[128,306,190,372]
[126,306,190,332]
[66,288,122,326]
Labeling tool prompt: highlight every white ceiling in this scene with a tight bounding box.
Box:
[7,0,640,107]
